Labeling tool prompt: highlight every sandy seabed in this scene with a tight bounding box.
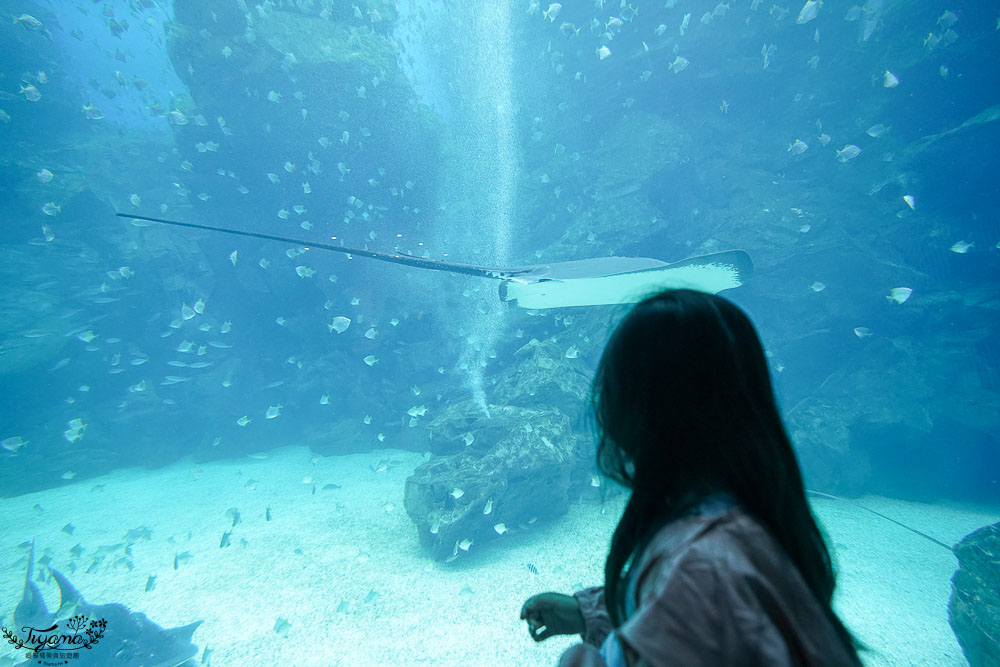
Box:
[0,446,996,666]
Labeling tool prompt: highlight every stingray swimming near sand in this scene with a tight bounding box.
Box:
[5,542,202,667]
[114,213,754,309]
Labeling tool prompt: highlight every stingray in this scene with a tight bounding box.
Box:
[115,213,753,308]
[8,541,202,667]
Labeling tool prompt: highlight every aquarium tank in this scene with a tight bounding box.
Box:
[0,0,998,665]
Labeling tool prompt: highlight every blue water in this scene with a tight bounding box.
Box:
[1,0,998,664]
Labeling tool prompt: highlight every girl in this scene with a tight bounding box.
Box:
[521,289,863,666]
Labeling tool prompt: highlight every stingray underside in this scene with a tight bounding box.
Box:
[498,250,753,309]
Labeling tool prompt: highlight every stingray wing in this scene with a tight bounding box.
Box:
[498,250,753,309]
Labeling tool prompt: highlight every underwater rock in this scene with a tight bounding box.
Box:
[534,112,686,258]
[785,330,1000,497]
[786,395,873,495]
[7,542,202,667]
[404,336,600,560]
[949,522,1000,667]
[589,112,685,201]
[165,0,437,208]
[404,402,578,560]
[493,338,591,417]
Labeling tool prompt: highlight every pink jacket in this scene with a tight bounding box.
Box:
[560,504,862,667]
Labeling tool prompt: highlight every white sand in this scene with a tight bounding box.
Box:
[0,447,996,666]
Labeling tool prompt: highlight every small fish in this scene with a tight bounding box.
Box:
[810,282,826,292]
[902,195,915,210]
[229,250,238,266]
[266,507,272,521]
[458,538,473,551]
[13,14,44,30]
[950,240,973,254]
[363,355,378,366]
[36,168,54,183]
[543,2,561,21]
[669,56,689,73]
[19,83,42,102]
[937,10,958,28]
[220,530,231,548]
[590,474,601,487]
[295,266,316,278]
[565,346,579,359]
[61,470,76,480]
[62,523,75,535]
[450,487,464,499]
[883,71,900,88]
[407,405,427,417]
[226,507,242,527]
[145,575,157,592]
[267,91,281,103]
[853,327,873,339]
[494,523,508,535]
[237,415,251,427]
[483,499,493,515]
[836,145,861,162]
[265,405,282,419]
[320,394,330,405]
[787,139,809,155]
[866,123,889,138]
[596,45,611,60]
[174,551,192,569]
[328,316,351,334]
[273,617,292,636]
[42,202,61,216]
[886,287,913,304]
[527,563,539,575]
[1,436,28,453]
[82,102,103,120]
[795,0,820,24]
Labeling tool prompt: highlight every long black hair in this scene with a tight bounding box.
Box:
[592,289,858,652]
